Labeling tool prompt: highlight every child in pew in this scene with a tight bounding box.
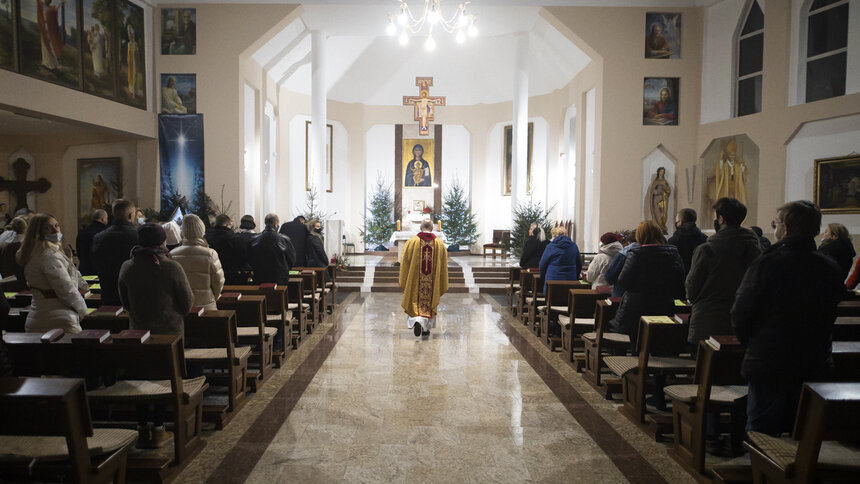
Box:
[119,223,195,448]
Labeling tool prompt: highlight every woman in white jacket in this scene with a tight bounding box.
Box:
[170,214,224,310]
[585,232,624,288]
[17,214,89,333]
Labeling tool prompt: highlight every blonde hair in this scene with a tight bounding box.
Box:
[9,216,27,235]
[16,213,57,265]
[826,223,850,241]
[550,226,567,238]
[181,214,208,246]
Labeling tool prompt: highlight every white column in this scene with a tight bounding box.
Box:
[511,33,529,212]
[310,30,327,215]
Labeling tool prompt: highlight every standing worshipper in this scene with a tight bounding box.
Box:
[75,209,107,275]
[732,201,845,436]
[249,214,295,285]
[539,226,582,293]
[0,217,28,291]
[399,219,449,337]
[92,199,138,306]
[817,223,855,282]
[750,226,771,251]
[279,216,308,267]
[667,208,707,277]
[586,232,623,288]
[605,231,640,298]
[519,224,548,269]
[170,214,224,311]
[305,219,328,268]
[206,214,249,285]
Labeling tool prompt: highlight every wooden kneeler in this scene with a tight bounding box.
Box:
[558,287,599,369]
[288,277,310,342]
[217,295,273,392]
[581,298,629,399]
[223,284,292,366]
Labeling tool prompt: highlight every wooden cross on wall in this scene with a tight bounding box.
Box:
[0,158,52,212]
[402,77,446,136]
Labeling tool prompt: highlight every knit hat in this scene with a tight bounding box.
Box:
[138,223,167,248]
[162,221,181,246]
[600,232,620,246]
[181,214,206,241]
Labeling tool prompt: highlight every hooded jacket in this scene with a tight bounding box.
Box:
[667,222,708,276]
[685,226,762,344]
[538,235,582,293]
[818,237,856,282]
[586,241,623,287]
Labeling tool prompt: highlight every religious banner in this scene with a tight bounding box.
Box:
[402,138,434,189]
[77,157,121,228]
[643,77,679,126]
[118,0,145,109]
[18,0,82,89]
[644,12,681,59]
[82,0,114,98]
[158,114,204,218]
[503,122,533,196]
[814,155,860,214]
[0,0,14,71]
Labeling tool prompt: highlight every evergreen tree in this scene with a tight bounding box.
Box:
[361,173,396,249]
[439,179,479,247]
[509,198,554,259]
[302,185,329,235]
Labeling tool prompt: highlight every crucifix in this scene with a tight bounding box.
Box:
[0,158,52,212]
[402,77,446,136]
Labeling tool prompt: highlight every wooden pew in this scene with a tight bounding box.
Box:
[664,340,747,477]
[223,284,291,365]
[745,382,860,483]
[0,376,138,484]
[582,298,629,398]
[523,271,544,333]
[325,264,338,314]
[507,267,522,315]
[217,294,273,391]
[834,316,860,341]
[3,333,207,476]
[287,277,310,339]
[558,287,600,368]
[832,341,860,382]
[836,300,860,317]
[292,269,323,330]
[538,280,586,351]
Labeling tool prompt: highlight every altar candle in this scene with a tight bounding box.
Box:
[397,220,401,230]
[437,221,442,231]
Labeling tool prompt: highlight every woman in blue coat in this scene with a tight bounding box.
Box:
[539,226,583,294]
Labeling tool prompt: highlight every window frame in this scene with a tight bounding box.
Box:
[734,0,765,117]
[803,0,849,102]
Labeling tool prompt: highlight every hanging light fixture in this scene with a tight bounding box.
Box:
[386,0,477,50]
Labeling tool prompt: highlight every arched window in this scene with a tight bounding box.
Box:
[805,0,849,102]
[736,0,764,116]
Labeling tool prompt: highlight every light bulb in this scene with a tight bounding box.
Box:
[425,33,436,51]
[386,20,397,36]
[455,30,465,44]
[467,22,478,37]
[428,8,439,24]
[398,11,407,25]
[398,30,409,45]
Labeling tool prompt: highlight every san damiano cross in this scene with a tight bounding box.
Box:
[402,77,446,136]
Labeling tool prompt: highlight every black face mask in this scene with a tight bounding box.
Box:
[314,228,322,233]
[713,219,721,232]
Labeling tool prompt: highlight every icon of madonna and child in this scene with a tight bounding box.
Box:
[404,142,433,188]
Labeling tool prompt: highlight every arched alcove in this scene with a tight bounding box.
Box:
[641,145,677,232]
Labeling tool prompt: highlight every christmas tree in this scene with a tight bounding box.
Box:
[361,173,396,250]
[439,179,479,248]
[302,185,329,235]
[509,198,554,259]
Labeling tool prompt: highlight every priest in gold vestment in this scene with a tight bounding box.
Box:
[399,220,449,337]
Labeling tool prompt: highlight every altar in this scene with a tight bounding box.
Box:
[389,230,447,262]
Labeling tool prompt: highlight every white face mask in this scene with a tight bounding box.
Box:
[138,217,145,225]
[46,232,62,243]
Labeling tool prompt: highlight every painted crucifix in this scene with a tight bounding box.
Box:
[402,77,445,136]
[0,158,52,212]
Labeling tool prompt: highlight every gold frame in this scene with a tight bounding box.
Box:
[305,120,333,192]
[814,154,860,214]
[502,122,534,196]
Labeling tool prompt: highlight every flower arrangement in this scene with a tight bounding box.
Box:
[334,254,350,271]
[613,229,635,246]
[423,205,432,214]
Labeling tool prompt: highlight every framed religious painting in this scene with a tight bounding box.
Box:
[814,155,860,214]
[77,157,121,229]
[0,0,15,71]
[304,120,333,192]
[402,138,434,189]
[117,0,145,109]
[81,0,115,98]
[645,12,681,59]
[502,122,533,196]
[160,8,195,55]
[160,73,195,113]
[18,0,82,89]
[643,77,679,126]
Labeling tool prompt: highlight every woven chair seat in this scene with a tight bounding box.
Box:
[558,315,594,330]
[604,356,639,376]
[237,326,278,338]
[88,376,207,401]
[185,346,252,362]
[549,305,568,313]
[648,356,696,371]
[581,331,630,344]
[747,432,860,473]
[664,384,748,404]
[525,297,545,304]
[287,303,310,310]
[0,428,138,462]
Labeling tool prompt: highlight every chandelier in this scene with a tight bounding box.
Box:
[386,1,478,51]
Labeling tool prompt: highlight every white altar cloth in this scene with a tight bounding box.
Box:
[389,231,447,245]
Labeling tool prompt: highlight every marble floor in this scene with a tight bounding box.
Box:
[175,293,695,484]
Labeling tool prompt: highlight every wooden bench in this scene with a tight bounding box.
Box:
[522,271,544,332]
[558,286,600,367]
[3,333,207,475]
[292,269,323,330]
[664,340,747,477]
[834,316,860,341]
[538,280,589,351]
[0,376,138,484]
[507,267,521,316]
[223,284,292,365]
[836,300,860,317]
[325,265,338,314]
[217,294,273,391]
[832,341,860,382]
[288,277,311,339]
[581,298,627,398]
[745,382,860,483]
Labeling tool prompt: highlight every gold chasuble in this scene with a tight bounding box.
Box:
[399,232,449,318]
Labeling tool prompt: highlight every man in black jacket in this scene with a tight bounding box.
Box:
[731,200,846,436]
[279,216,308,267]
[92,199,139,306]
[206,214,250,285]
[249,214,296,285]
[667,208,707,277]
[76,209,108,275]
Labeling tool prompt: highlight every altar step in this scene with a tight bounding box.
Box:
[336,263,511,294]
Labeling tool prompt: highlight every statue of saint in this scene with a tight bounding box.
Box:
[645,167,671,231]
[715,137,747,204]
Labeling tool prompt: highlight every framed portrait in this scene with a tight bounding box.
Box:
[412,200,425,212]
[161,73,195,113]
[403,138,434,189]
[161,8,195,55]
[304,120,333,192]
[18,0,82,89]
[645,12,681,59]
[643,77,679,126]
[0,0,15,71]
[77,157,121,229]
[814,155,860,214]
[158,114,204,218]
[82,0,115,98]
[118,0,145,109]
[502,122,533,196]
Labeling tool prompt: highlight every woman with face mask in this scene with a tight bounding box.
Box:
[16,214,89,333]
[305,219,328,269]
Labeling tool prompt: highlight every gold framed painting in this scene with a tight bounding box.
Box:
[502,122,533,196]
[814,155,860,214]
[402,138,434,189]
[305,120,333,192]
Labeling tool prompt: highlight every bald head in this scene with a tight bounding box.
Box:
[92,209,107,224]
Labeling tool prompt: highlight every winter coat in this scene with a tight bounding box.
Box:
[539,235,582,293]
[520,236,549,269]
[23,245,89,334]
[732,236,846,382]
[249,228,296,285]
[92,221,138,306]
[75,220,107,275]
[819,237,856,282]
[0,236,26,291]
[279,218,309,267]
[0,291,11,376]
[586,241,623,288]
[206,226,251,284]
[119,249,194,335]
[170,240,225,310]
[609,244,685,348]
[667,222,708,276]
[605,243,639,298]
[306,233,328,268]
[685,226,762,344]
